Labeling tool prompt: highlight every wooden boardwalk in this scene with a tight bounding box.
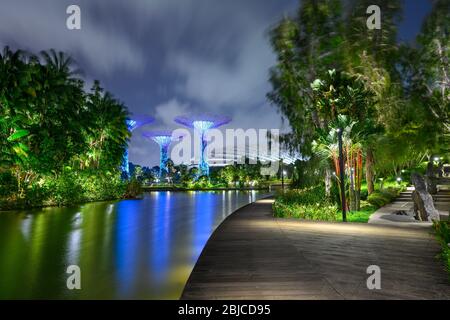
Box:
[182,199,450,300]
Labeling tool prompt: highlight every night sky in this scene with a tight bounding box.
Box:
[0,0,432,167]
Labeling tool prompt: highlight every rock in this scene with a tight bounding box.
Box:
[443,164,450,178]
[424,176,438,194]
[411,173,440,222]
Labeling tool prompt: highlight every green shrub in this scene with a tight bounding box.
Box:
[0,171,18,198]
[367,192,390,207]
[45,171,85,206]
[24,182,50,207]
[191,176,212,189]
[273,186,338,221]
[123,178,142,199]
[345,202,378,223]
[40,170,127,207]
[81,171,126,201]
[367,188,401,208]
[360,189,369,201]
[273,201,338,221]
[433,221,450,277]
[276,185,328,205]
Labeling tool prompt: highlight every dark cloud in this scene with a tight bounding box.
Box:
[0,0,297,166]
[0,0,428,167]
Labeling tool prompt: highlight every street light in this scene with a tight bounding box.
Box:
[337,128,347,222]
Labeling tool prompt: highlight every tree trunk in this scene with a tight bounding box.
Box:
[349,169,356,211]
[325,168,331,198]
[365,149,375,195]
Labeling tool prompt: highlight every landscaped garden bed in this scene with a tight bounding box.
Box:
[273,185,380,223]
[433,221,450,278]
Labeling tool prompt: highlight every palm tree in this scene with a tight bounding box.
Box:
[313,115,364,211]
[82,81,130,169]
[40,49,83,79]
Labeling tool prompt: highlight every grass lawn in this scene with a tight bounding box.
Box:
[345,203,378,223]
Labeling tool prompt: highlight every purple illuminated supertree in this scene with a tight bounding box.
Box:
[142,130,179,179]
[126,114,155,132]
[121,114,154,178]
[174,114,231,176]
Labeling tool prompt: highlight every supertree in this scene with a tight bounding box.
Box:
[142,130,179,179]
[121,114,154,178]
[174,114,231,176]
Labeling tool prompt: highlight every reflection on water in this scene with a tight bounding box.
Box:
[0,190,264,299]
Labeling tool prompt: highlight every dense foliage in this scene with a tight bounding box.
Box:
[433,221,450,276]
[273,185,378,222]
[367,188,402,208]
[133,160,271,190]
[268,0,449,220]
[0,47,134,209]
[273,186,339,221]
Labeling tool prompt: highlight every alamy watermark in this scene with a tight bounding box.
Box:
[366,5,381,30]
[366,265,381,290]
[66,5,81,30]
[66,265,81,290]
[66,5,381,31]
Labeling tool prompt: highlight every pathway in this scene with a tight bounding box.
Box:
[368,190,450,226]
[182,198,450,300]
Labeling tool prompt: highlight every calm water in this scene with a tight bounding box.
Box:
[0,190,266,299]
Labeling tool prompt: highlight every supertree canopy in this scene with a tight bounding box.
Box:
[121,114,155,178]
[143,131,180,179]
[126,114,155,132]
[174,114,231,176]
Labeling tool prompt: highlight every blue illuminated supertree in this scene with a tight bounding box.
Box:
[174,114,231,177]
[142,131,177,179]
[121,114,154,178]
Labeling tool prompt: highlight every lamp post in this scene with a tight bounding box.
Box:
[337,128,347,222]
[281,159,285,190]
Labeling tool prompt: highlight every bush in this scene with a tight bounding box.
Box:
[433,221,450,277]
[367,187,401,208]
[123,178,142,199]
[81,171,126,201]
[276,185,328,205]
[273,201,339,221]
[360,189,369,201]
[0,169,131,209]
[273,186,339,221]
[0,171,17,198]
[45,171,85,206]
[192,176,212,189]
[24,181,50,207]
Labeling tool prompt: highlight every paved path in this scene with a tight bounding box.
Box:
[182,198,450,300]
[369,190,450,226]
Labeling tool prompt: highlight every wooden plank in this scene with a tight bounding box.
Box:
[181,199,450,300]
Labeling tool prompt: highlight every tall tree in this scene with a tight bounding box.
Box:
[345,0,403,194]
[267,0,346,156]
[83,81,130,170]
[415,0,449,135]
[395,0,449,167]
